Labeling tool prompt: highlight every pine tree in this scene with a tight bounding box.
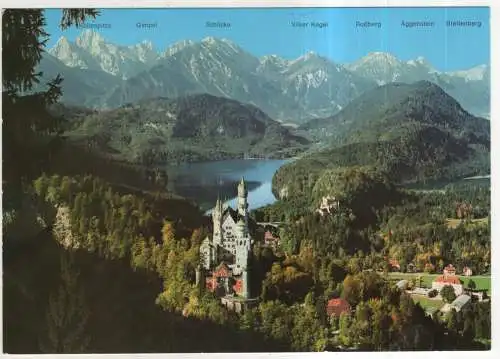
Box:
[39,253,90,353]
[3,9,99,189]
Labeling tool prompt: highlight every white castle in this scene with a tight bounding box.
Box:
[199,178,253,298]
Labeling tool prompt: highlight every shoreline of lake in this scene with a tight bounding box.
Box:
[165,158,293,212]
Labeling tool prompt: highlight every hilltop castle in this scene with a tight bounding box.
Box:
[199,178,253,299]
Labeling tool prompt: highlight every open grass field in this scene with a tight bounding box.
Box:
[411,295,444,311]
[386,272,491,294]
[445,217,489,229]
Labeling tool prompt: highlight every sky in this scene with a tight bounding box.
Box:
[44,7,490,71]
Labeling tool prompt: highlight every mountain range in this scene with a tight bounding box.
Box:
[41,30,490,123]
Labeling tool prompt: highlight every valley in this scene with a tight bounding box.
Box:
[2,7,491,354]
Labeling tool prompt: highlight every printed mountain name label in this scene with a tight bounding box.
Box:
[356,21,382,28]
[401,20,435,28]
[136,22,158,29]
[80,23,111,29]
[446,20,482,27]
[291,21,328,28]
[206,21,231,28]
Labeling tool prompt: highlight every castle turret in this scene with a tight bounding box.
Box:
[235,217,251,276]
[212,197,223,247]
[237,177,248,222]
[236,217,247,238]
[242,266,250,298]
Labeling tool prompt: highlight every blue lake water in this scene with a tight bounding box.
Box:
[165,159,291,212]
[166,159,488,212]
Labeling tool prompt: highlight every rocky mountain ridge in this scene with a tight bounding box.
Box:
[45,31,490,122]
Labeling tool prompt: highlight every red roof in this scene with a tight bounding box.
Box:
[233,279,243,294]
[206,277,216,291]
[389,259,400,268]
[326,298,351,317]
[213,262,232,278]
[434,275,461,284]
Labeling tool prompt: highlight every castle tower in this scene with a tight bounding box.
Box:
[237,177,248,224]
[242,265,251,299]
[212,197,223,247]
[235,218,251,276]
[234,216,251,297]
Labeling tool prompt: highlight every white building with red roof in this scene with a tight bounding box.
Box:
[432,274,463,296]
[443,264,457,276]
[463,266,473,276]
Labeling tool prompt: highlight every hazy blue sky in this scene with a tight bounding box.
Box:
[44,7,489,71]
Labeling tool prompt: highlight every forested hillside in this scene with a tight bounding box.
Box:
[65,94,309,165]
[301,81,489,144]
[274,82,490,201]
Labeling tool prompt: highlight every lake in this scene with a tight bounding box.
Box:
[404,175,490,191]
[165,159,290,212]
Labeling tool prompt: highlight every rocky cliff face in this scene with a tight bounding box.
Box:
[49,30,160,79]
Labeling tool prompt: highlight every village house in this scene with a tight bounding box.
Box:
[432,274,463,296]
[316,195,340,216]
[407,263,417,273]
[424,262,435,273]
[326,298,351,317]
[463,266,473,276]
[441,294,471,313]
[443,264,457,276]
[430,263,464,296]
[389,259,400,272]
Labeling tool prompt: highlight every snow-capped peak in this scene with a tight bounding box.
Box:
[365,52,399,61]
[304,51,318,60]
[202,36,218,45]
[140,40,153,50]
[48,35,91,69]
[349,52,401,70]
[53,36,71,48]
[290,51,324,66]
[163,39,195,57]
[407,56,431,67]
[450,64,489,82]
[260,54,287,65]
[48,29,162,78]
[75,29,106,50]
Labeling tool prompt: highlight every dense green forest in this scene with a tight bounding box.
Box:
[261,175,490,276]
[4,172,491,352]
[3,173,285,352]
